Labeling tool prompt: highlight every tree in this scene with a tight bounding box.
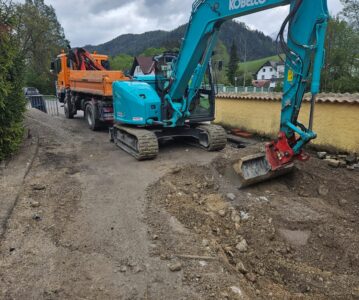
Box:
[16,0,68,94]
[141,47,167,57]
[227,40,239,85]
[110,54,133,73]
[0,0,26,160]
[321,17,359,93]
[212,41,230,84]
[341,0,359,29]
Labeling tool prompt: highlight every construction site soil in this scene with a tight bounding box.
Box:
[1,109,358,299]
[146,145,359,299]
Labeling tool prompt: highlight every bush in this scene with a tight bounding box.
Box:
[0,2,26,161]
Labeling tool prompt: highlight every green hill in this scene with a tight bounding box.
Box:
[238,55,282,75]
[84,21,277,61]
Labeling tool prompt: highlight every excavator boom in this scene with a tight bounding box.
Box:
[162,0,328,187]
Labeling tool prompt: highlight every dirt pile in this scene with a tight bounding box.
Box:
[146,146,359,299]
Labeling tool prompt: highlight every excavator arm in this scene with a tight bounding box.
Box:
[163,0,329,186]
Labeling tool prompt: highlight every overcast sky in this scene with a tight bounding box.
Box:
[42,0,343,47]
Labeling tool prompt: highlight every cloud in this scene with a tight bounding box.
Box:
[42,0,343,46]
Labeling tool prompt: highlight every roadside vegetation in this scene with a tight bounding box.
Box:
[0,0,66,160]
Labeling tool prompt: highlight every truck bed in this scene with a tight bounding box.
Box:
[69,70,128,97]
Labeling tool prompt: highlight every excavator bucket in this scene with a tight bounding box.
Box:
[233,152,295,188]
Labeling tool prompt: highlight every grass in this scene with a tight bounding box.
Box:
[238,55,283,75]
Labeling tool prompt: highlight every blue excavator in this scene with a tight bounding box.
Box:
[109,0,329,186]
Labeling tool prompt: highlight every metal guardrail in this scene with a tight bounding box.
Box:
[202,84,272,94]
[26,95,60,116]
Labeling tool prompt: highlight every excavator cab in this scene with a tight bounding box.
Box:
[154,52,216,124]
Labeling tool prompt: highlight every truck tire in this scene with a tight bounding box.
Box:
[85,103,101,131]
[64,92,75,119]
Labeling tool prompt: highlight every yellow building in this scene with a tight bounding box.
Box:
[215,93,359,153]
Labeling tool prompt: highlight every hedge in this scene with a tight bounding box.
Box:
[0,3,26,161]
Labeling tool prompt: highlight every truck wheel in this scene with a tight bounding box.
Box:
[85,103,101,131]
[64,93,74,119]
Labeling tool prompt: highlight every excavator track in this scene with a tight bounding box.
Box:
[111,125,159,160]
[196,124,227,151]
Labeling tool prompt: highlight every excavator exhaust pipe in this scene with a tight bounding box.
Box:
[233,152,295,188]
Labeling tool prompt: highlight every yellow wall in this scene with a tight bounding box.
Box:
[215,98,359,153]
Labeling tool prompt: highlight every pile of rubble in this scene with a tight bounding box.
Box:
[317,152,359,170]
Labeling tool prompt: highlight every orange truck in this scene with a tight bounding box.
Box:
[51,48,128,130]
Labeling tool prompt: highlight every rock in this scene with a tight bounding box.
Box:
[346,155,357,164]
[347,165,355,171]
[152,235,159,240]
[339,160,347,167]
[325,159,340,168]
[168,262,182,272]
[231,211,241,223]
[192,193,199,200]
[119,266,127,272]
[31,184,46,191]
[236,261,248,274]
[32,214,41,221]
[317,152,327,159]
[30,201,40,208]
[9,247,15,252]
[240,211,250,221]
[245,272,257,283]
[353,164,359,169]
[202,239,209,247]
[236,239,248,252]
[226,193,236,201]
[338,199,348,206]
[318,185,329,196]
[218,209,226,217]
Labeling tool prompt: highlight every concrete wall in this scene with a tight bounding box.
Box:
[215,98,359,153]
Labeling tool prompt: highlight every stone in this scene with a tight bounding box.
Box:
[231,211,241,223]
[30,201,40,208]
[317,152,327,159]
[31,184,46,191]
[236,261,248,274]
[339,160,347,167]
[318,185,329,196]
[226,193,236,201]
[119,266,127,272]
[245,272,257,283]
[240,211,250,221]
[346,155,357,164]
[32,214,41,221]
[338,199,348,206]
[325,159,340,168]
[236,239,248,252]
[202,239,209,247]
[168,262,182,272]
[218,209,226,217]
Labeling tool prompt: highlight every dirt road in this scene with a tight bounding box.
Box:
[0,109,358,299]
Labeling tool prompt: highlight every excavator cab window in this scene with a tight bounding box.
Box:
[189,63,215,121]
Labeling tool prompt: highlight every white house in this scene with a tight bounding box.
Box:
[255,61,285,88]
